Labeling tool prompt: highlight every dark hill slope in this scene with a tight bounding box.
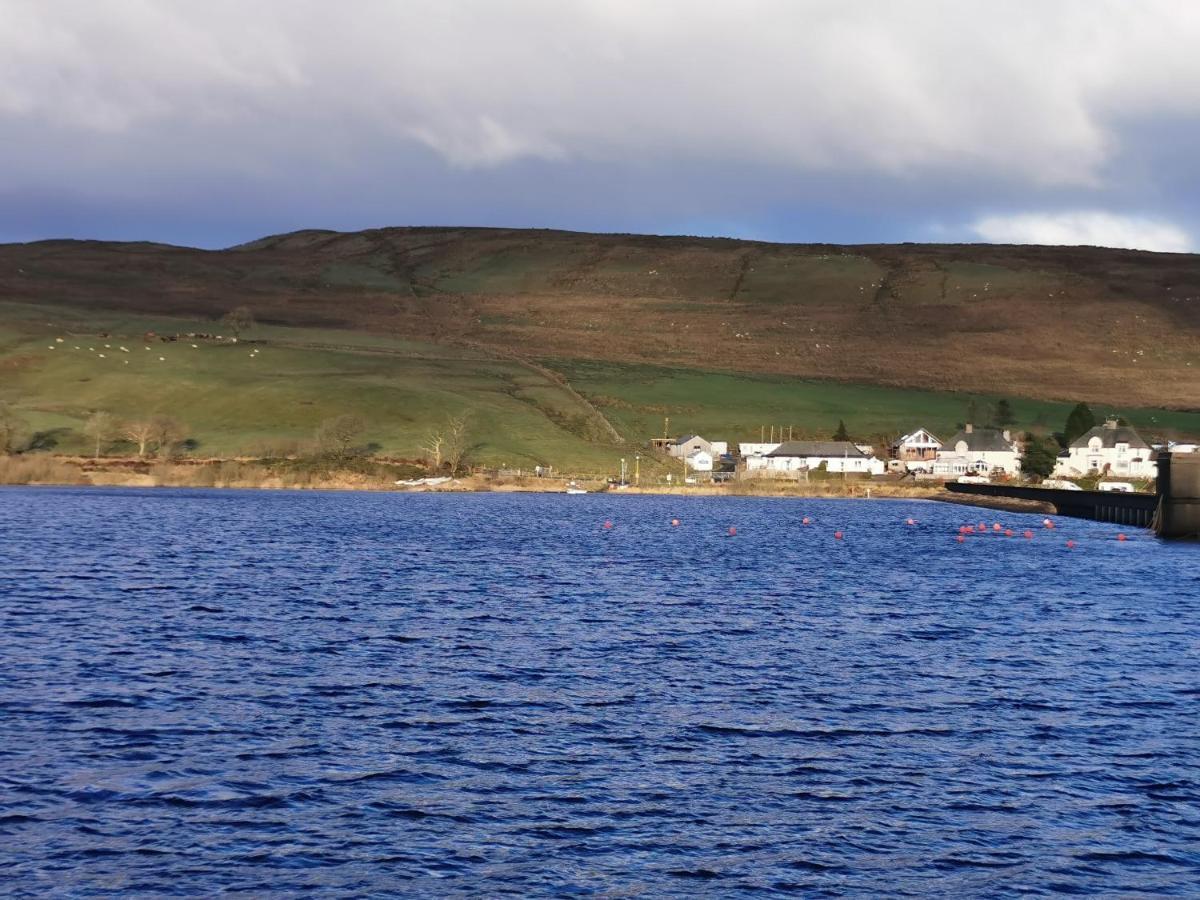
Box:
[2,227,1198,408]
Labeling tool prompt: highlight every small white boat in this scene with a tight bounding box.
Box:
[565,481,588,494]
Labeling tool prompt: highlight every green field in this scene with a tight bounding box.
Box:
[2,299,1198,473]
[0,302,630,469]
[554,360,1200,446]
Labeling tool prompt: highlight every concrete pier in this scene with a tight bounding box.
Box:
[946,455,1200,538]
[1153,452,1200,539]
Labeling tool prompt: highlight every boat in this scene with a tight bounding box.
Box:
[565,481,588,494]
[394,476,453,487]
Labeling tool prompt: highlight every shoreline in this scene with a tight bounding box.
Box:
[0,457,1056,516]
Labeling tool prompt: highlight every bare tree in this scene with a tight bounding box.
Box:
[0,402,28,455]
[221,306,255,339]
[83,411,117,459]
[315,414,366,458]
[421,429,445,469]
[151,415,189,458]
[123,420,157,458]
[444,414,472,474]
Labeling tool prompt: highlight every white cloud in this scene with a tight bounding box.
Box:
[970,211,1193,253]
[2,0,1200,183]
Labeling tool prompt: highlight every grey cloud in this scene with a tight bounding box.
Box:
[1,0,1198,248]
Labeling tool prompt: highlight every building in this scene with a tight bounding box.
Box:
[686,449,714,471]
[750,440,886,475]
[890,428,942,470]
[1053,419,1156,479]
[666,434,713,459]
[738,442,780,469]
[933,424,1021,477]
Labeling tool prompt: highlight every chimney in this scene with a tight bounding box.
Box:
[1002,429,1011,441]
[965,423,974,434]
[1104,417,1118,429]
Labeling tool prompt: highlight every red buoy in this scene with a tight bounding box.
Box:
[1024,530,1034,539]
[1117,533,1127,541]
[1066,539,1076,549]
[956,535,966,543]
[802,517,811,525]
[728,526,737,536]
[671,518,680,527]
[1005,529,1014,537]
[834,530,844,540]
[603,520,613,530]
[906,518,916,526]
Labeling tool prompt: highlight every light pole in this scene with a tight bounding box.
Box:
[634,453,641,486]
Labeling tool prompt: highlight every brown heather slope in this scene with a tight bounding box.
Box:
[1,226,1198,408]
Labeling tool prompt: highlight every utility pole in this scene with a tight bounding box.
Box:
[635,453,640,486]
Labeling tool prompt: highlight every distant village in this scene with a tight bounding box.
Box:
[651,418,1198,488]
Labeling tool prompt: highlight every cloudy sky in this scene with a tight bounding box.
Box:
[2,0,1199,250]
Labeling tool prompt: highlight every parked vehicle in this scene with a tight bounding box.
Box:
[1040,479,1083,491]
[1098,481,1135,492]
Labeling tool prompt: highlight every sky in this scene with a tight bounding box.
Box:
[2,0,1199,251]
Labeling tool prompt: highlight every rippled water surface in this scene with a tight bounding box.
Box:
[2,487,1198,896]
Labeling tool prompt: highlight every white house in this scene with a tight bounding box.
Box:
[933,424,1021,477]
[1053,419,1156,479]
[738,442,780,468]
[685,449,714,471]
[890,427,942,471]
[752,440,886,475]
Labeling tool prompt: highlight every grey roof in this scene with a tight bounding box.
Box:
[674,434,706,445]
[1070,423,1149,450]
[945,427,1016,453]
[767,440,866,458]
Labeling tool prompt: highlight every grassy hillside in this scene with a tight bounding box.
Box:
[3,226,1198,409]
[2,226,1199,471]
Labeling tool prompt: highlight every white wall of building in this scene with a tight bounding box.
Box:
[1053,440,1156,478]
[762,454,885,475]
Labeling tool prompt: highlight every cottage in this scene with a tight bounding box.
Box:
[1053,419,1156,479]
[933,424,1020,477]
[752,440,885,475]
[890,427,942,470]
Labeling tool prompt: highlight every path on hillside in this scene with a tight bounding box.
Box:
[264,336,625,444]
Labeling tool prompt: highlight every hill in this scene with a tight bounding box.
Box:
[1,227,1199,468]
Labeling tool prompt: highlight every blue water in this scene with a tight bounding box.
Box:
[1,488,1198,897]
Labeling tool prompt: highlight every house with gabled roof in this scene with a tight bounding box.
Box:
[1053,418,1156,479]
[890,427,942,471]
[933,424,1020,477]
